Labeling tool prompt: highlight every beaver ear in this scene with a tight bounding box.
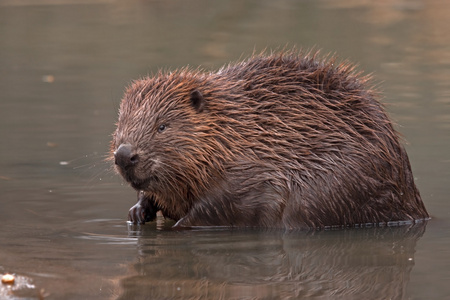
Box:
[190,89,205,113]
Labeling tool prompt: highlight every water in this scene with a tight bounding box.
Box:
[0,0,449,299]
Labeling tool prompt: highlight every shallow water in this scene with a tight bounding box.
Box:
[1,0,449,299]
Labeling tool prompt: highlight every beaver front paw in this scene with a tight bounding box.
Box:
[128,192,159,224]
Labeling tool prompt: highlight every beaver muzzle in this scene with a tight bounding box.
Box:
[114,144,152,190]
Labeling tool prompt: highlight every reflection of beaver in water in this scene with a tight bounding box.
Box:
[111,50,429,229]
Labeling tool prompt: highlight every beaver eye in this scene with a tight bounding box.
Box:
[158,124,167,133]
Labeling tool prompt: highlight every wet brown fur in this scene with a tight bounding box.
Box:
[111,50,429,229]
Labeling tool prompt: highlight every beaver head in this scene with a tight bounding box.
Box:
[111,72,229,215]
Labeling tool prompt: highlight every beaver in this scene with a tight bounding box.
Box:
[111,50,429,229]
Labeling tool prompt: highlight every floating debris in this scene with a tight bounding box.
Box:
[46,142,58,148]
[1,273,15,285]
[42,75,55,83]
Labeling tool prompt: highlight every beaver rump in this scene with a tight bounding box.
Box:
[111,50,429,229]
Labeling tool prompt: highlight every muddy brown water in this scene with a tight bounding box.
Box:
[1,1,449,299]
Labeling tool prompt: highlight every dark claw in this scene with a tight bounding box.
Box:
[128,203,147,224]
[128,191,159,224]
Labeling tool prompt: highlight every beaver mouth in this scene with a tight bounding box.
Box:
[126,174,156,191]
[130,178,152,191]
[118,169,156,191]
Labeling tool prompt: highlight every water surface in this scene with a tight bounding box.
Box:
[1,0,449,299]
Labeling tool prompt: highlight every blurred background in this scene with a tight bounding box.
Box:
[0,0,449,299]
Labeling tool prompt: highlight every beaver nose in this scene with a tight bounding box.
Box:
[114,144,139,170]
